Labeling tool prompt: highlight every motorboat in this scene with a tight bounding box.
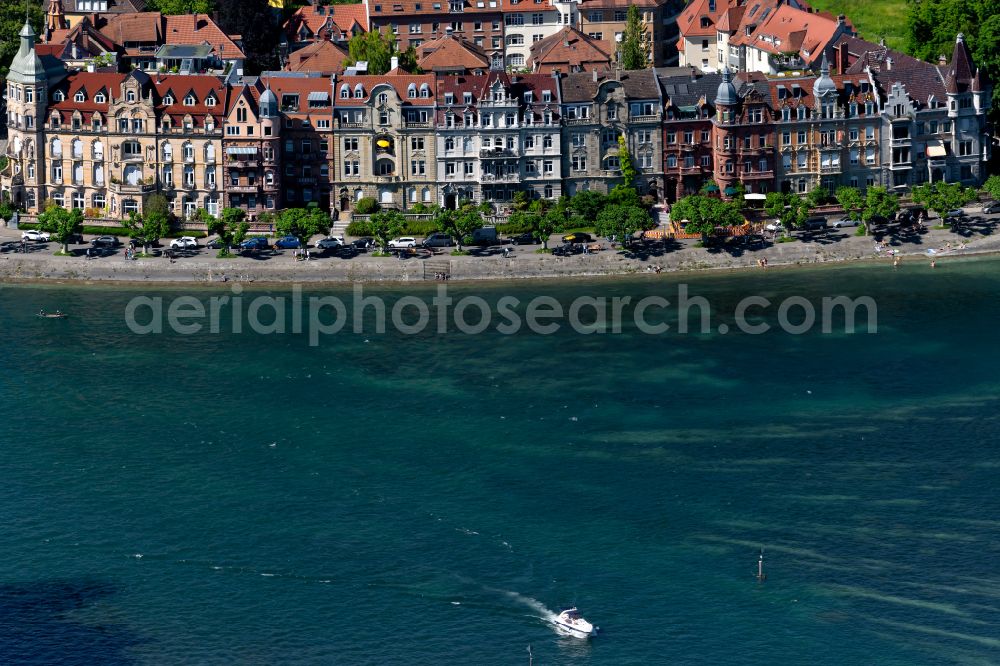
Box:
[552,608,597,637]
[37,311,67,319]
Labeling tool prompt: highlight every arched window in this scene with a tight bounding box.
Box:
[419,84,430,98]
[53,90,65,102]
[95,92,106,104]
[354,84,364,98]
[74,91,85,103]
[72,139,83,158]
[205,116,215,131]
[126,89,136,103]
[162,142,173,161]
[205,143,215,162]
[407,84,417,99]
[340,84,350,99]
[445,137,454,150]
[92,140,104,160]
[91,112,103,130]
[50,138,62,157]
[183,142,194,161]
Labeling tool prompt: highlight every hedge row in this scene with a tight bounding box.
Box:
[18,222,206,238]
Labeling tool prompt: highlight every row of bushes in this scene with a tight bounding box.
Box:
[345,219,440,237]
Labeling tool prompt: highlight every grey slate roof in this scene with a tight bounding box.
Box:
[658,69,722,108]
[834,34,948,109]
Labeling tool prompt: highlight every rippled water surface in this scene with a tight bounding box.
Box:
[2,260,1000,664]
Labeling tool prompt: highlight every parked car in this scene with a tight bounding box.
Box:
[207,238,226,249]
[316,236,344,250]
[422,232,454,248]
[170,236,199,249]
[337,245,359,258]
[275,235,301,249]
[21,229,51,242]
[388,236,417,249]
[764,221,785,232]
[240,237,270,250]
[982,201,1000,214]
[91,235,120,248]
[562,232,593,244]
[351,237,374,251]
[832,217,861,228]
[510,232,536,245]
[553,242,582,256]
[803,216,828,231]
[472,226,500,246]
[944,209,965,220]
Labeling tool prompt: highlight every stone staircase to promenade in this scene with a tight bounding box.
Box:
[423,259,452,280]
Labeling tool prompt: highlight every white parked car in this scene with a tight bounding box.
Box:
[832,217,861,228]
[22,229,50,242]
[170,236,199,249]
[388,236,417,249]
[764,220,785,232]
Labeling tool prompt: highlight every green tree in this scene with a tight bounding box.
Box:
[512,191,532,212]
[911,181,977,219]
[595,204,652,247]
[344,28,420,75]
[806,186,829,209]
[783,195,810,230]
[981,174,1000,200]
[617,134,638,188]
[536,210,562,249]
[570,189,608,221]
[122,210,170,254]
[355,197,380,214]
[146,0,214,14]
[670,195,742,240]
[37,204,84,255]
[617,4,649,70]
[438,203,483,251]
[763,192,787,220]
[206,207,249,257]
[276,207,331,248]
[835,186,865,214]
[215,0,277,73]
[366,210,406,252]
[607,183,642,208]
[862,186,900,226]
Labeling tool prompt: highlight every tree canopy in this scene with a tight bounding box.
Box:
[862,186,900,223]
[37,204,83,254]
[145,0,214,14]
[617,134,638,188]
[595,204,652,246]
[618,4,649,70]
[981,174,1000,200]
[911,181,978,218]
[835,186,865,214]
[344,28,420,75]
[365,210,406,251]
[205,207,249,257]
[276,207,331,246]
[670,195,743,238]
[214,0,278,73]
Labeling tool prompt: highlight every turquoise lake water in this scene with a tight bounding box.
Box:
[2,260,1000,664]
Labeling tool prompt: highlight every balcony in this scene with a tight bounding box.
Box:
[228,185,259,193]
[373,175,399,183]
[109,181,156,194]
[339,121,365,129]
[630,115,659,123]
[890,137,911,147]
[480,148,519,159]
[819,164,842,174]
[227,159,259,169]
[297,177,317,185]
[565,117,593,125]
[402,120,433,129]
[680,164,704,173]
[122,152,144,162]
[889,161,912,170]
[741,170,774,179]
[481,173,520,183]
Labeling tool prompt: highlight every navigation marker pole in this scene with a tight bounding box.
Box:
[756,547,767,582]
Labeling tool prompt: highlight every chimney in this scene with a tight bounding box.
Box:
[592,68,598,82]
[837,14,845,26]
[885,56,892,71]
[838,41,849,74]
[87,61,95,72]
[938,54,947,66]
[390,55,399,71]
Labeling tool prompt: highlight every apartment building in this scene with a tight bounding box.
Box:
[560,68,663,197]
[711,67,776,195]
[365,0,505,67]
[659,68,720,201]
[222,80,282,218]
[331,72,438,211]
[267,73,335,212]
[500,0,576,70]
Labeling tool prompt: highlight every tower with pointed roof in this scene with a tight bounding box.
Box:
[3,21,49,212]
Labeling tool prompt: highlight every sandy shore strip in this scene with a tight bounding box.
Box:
[0,226,995,286]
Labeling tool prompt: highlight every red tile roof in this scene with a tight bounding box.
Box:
[284,4,368,42]
[416,33,489,72]
[732,3,843,65]
[528,26,610,73]
[332,73,437,106]
[48,71,126,122]
[99,12,245,61]
[676,0,728,39]
[151,74,228,127]
[286,40,350,74]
